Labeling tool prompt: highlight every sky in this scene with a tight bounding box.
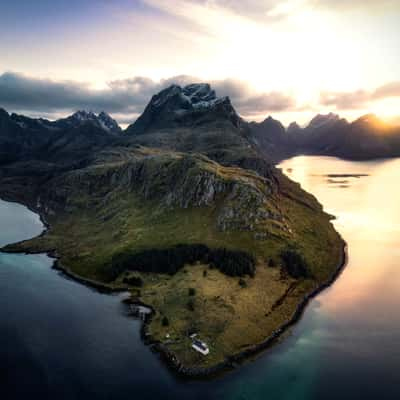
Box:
[0,0,399,127]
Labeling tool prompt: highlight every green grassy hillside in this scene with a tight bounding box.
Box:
[6,147,344,370]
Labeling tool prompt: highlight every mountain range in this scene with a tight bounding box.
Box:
[250,112,400,162]
[1,85,399,168]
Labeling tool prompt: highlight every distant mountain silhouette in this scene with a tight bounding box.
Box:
[249,113,400,161]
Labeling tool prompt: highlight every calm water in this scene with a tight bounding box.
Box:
[1,156,400,399]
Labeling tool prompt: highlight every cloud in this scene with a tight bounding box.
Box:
[317,0,400,11]
[319,90,370,109]
[190,0,297,20]
[0,72,296,123]
[211,0,400,13]
[142,0,312,25]
[0,72,134,113]
[320,81,400,109]
[373,82,400,100]
[142,0,400,27]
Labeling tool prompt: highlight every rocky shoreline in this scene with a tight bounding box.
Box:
[0,195,347,380]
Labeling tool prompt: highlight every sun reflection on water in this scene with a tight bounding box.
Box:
[279,156,400,325]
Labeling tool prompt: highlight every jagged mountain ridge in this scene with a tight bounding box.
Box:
[55,110,121,135]
[249,112,400,161]
[2,82,399,166]
[126,83,243,135]
[0,108,121,165]
[121,83,270,178]
[125,83,400,162]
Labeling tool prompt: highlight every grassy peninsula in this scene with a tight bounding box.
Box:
[0,84,345,375]
[4,147,344,373]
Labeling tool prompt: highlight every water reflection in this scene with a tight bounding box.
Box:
[283,157,400,365]
[281,156,400,320]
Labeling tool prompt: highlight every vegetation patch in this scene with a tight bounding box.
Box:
[280,248,310,279]
[110,244,255,280]
[122,275,143,287]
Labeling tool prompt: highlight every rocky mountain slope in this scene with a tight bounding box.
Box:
[123,86,267,182]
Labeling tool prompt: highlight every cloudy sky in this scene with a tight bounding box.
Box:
[1,0,399,126]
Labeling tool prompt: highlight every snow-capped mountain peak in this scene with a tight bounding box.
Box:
[126,82,242,135]
[61,111,121,134]
[71,110,97,121]
[182,83,216,104]
[150,83,224,111]
[98,111,121,133]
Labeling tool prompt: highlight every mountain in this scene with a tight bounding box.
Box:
[123,83,272,177]
[287,121,301,135]
[0,109,55,165]
[307,112,342,131]
[37,111,121,163]
[249,112,400,161]
[0,83,344,375]
[126,83,243,135]
[55,110,121,135]
[295,113,350,155]
[0,109,121,166]
[248,116,289,161]
[298,113,400,159]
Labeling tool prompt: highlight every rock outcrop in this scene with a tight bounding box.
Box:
[36,149,279,235]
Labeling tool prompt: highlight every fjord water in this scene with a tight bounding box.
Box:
[1,156,400,399]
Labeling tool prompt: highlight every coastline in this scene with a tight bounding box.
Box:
[0,195,347,379]
[0,195,127,294]
[149,239,347,379]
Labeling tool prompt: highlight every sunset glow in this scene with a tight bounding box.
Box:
[0,0,399,125]
[2,3,400,397]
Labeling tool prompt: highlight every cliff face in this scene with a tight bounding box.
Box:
[37,149,280,236]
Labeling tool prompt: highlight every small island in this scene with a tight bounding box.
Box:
[0,84,345,377]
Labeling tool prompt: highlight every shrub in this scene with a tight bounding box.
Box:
[238,278,247,288]
[122,276,143,287]
[280,248,309,279]
[268,258,276,268]
[161,316,169,326]
[187,299,195,311]
[188,288,196,296]
[208,248,256,278]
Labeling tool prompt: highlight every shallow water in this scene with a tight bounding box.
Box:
[1,156,400,399]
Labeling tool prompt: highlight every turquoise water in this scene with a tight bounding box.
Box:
[1,156,400,399]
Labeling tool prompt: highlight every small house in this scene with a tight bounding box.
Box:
[192,339,210,355]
